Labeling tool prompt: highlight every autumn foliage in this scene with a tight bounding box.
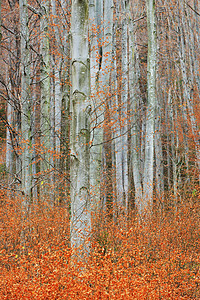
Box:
[0,189,199,299]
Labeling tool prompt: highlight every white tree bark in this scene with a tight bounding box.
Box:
[6,99,14,177]
[6,88,15,198]
[155,10,164,200]
[116,0,128,210]
[129,19,143,214]
[31,83,37,201]
[155,97,164,200]
[177,1,200,182]
[19,0,32,202]
[40,0,52,202]
[90,0,113,212]
[114,0,123,209]
[101,0,114,210]
[112,1,120,214]
[168,88,178,200]
[51,0,62,168]
[143,0,157,212]
[70,0,91,257]
[89,0,103,212]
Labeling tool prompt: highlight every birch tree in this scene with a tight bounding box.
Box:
[70,0,91,257]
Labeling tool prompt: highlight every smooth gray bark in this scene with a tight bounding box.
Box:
[51,0,62,169]
[129,16,143,213]
[119,0,129,210]
[19,0,32,202]
[131,0,157,215]
[101,0,114,210]
[40,0,52,202]
[6,97,14,185]
[89,0,103,212]
[143,0,157,212]
[70,0,91,257]
[177,1,200,183]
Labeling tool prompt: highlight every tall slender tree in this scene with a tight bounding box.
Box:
[142,0,157,212]
[120,0,129,210]
[129,16,143,214]
[40,0,52,201]
[89,0,103,212]
[19,0,32,203]
[70,0,91,257]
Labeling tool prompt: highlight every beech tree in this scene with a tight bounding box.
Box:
[19,0,32,203]
[0,0,199,260]
[40,0,52,201]
[142,0,157,212]
[89,0,103,212]
[130,0,157,215]
[70,0,91,256]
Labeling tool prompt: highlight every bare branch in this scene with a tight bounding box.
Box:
[186,2,200,17]
[27,4,42,17]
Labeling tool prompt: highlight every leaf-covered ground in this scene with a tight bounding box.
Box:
[0,190,199,299]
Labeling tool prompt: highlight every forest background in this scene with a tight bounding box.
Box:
[0,0,199,299]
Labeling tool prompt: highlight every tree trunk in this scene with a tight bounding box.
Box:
[129,17,143,214]
[143,0,157,213]
[70,0,91,258]
[6,95,14,188]
[89,0,103,212]
[19,0,32,203]
[40,0,52,202]
[119,0,129,211]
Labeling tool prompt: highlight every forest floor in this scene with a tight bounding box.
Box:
[0,189,199,299]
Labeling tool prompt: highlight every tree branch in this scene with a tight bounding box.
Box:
[186,2,200,17]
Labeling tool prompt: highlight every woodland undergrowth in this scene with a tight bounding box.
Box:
[0,189,199,300]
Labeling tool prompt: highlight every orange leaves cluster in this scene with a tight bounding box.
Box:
[0,192,199,299]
